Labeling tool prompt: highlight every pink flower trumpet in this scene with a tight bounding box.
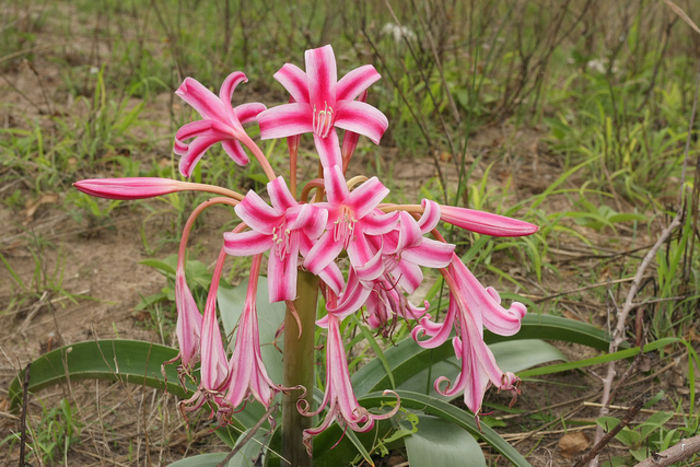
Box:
[299,307,398,454]
[223,254,279,409]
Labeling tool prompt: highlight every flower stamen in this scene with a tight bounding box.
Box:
[333,205,357,249]
[312,101,334,138]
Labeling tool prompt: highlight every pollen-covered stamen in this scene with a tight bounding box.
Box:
[271,224,292,260]
[333,205,357,249]
[312,101,334,137]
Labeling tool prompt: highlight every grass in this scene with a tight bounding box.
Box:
[0,0,698,465]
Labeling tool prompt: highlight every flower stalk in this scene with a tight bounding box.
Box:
[282,270,319,467]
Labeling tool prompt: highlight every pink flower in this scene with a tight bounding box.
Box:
[412,255,526,415]
[74,177,188,200]
[303,165,398,275]
[300,308,398,453]
[174,72,266,177]
[223,254,279,409]
[329,200,453,319]
[258,45,388,168]
[378,202,454,293]
[223,176,328,302]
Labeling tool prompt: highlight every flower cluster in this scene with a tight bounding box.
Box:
[74,44,537,448]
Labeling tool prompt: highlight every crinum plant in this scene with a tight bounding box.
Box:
[74,44,537,465]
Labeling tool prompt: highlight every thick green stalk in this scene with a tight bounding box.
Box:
[282,271,318,467]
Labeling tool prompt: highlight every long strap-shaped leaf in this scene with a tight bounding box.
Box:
[359,390,531,467]
[9,339,194,411]
[352,313,611,396]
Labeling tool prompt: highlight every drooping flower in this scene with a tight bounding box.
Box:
[412,254,526,415]
[223,176,328,302]
[174,72,266,177]
[179,247,231,415]
[258,45,388,168]
[299,304,398,453]
[222,254,279,410]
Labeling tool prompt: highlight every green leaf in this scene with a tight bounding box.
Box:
[168,453,228,467]
[485,314,612,351]
[217,276,285,383]
[359,391,530,467]
[9,340,192,412]
[518,337,680,378]
[404,415,486,467]
[639,411,674,440]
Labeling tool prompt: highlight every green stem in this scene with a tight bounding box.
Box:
[282,271,318,467]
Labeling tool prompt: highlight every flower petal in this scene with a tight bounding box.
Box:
[175,119,228,142]
[234,102,267,125]
[303,230,344,274]
[418,199,441,233]
[179,136,220,177]
[337,64,381,101]
[363,210,400,235]
[274,63,310,103]
[221,139,249,166]
[323,165,350,205]
[224,230,274,256]
[318,261,344,295]
[218,71,247,109]
[176,77,228,123]
[313,131,342,168]
[451,257,526,336]
[328,270,371,319]
[335,100,388,145]
[347,176,389,219]
[402,238,455,268]
[175,269,202,368]
[268,235,299,302]
[305,44,337,108]
[267,176,297,211]
[393,260,423,294]
[234,190,281,233]
[258,103,313,140]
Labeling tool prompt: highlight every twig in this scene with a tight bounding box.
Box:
[18,362,30,467]
[633,433,700,467]
[576,399,644,467]
[589,214,681,466]
[217,403,278,467]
